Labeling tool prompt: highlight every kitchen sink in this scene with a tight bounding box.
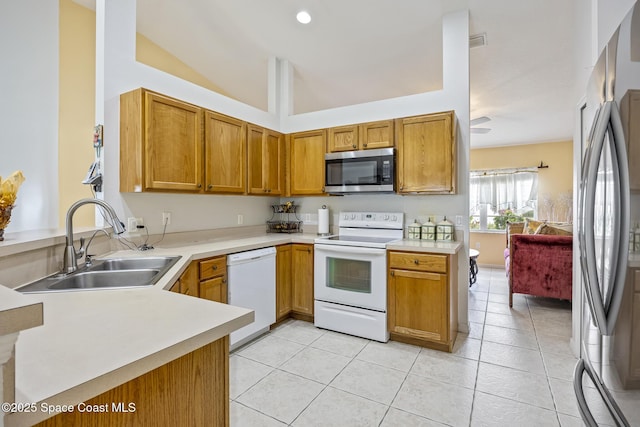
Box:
[17,256,181,294]
[86,257,179,271]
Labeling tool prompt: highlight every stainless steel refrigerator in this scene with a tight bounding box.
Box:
[575,3,639,425]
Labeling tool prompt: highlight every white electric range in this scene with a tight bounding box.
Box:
[314,212,404,342]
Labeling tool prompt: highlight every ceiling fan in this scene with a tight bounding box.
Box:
[471,116,491,134]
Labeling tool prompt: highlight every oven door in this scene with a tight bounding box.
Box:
[314,243,387,311]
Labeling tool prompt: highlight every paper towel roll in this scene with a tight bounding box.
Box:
[318,207,330,235]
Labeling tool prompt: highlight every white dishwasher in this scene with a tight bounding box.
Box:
[227,246,276,350]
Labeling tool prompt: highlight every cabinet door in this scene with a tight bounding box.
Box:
[621,90,640,191]
[289,130,326,195]
[360,120,394,150]
[247,125,266,194]
[264,129,285,195]
[388,268,448,343]
[144,92,203,191]
[291,244,314,315]
[169,280,181,293]
[328,125,358,152]
[200,275,227,304]
[204,111,246,194]
[276,244,292,320]
[396,112,455,194]
[179,261,200,298]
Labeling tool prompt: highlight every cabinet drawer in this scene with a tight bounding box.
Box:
[199,256,226,280]
[388,251,447,273]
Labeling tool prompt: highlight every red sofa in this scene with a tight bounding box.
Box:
[504,222,573,307]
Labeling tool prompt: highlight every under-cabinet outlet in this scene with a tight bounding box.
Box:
[162,212,171,225]
[127,217,143,233]
[237,214,244,225]
[475,242,481,249]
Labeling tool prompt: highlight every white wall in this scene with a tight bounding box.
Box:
[98,0,471,330]
[0,1,59,232]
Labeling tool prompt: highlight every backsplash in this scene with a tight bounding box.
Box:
[284,194,467,236]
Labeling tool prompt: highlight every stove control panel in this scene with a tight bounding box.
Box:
[338,212,404,229]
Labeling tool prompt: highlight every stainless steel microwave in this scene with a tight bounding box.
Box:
[324,148,395,194]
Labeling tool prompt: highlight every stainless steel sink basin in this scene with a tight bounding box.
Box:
[87,257,178,271]
[47,270,160,290]
[17,256,181,293]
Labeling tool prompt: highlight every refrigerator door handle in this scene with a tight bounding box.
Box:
[605,100,630,335]
[581,101,611,334]
[573,358,630,426]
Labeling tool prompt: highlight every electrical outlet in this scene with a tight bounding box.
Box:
[476,242,481,249]
[162,212,171,225]
[455,215,463,226]
[305,213,311,222]
[237,214,244,225]
[127,217,143,233]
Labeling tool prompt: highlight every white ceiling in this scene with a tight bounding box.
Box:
[76,0,578,148]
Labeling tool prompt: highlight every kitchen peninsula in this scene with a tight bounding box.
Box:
[1,228,462,426]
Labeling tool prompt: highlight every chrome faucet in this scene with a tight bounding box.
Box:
[63,198,126,273]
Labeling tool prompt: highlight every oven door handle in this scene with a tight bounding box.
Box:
[314,244,386,256]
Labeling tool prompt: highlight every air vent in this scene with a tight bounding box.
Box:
[469,33,487,49]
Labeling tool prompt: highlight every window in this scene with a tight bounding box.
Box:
[470,168,538,231]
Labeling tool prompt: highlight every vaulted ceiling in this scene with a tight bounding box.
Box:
[77,0,578,148]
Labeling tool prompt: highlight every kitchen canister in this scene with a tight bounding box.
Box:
[421,217,437,241]
[318,205,330,235]
[407,219,422,240]
[437,216,455,242]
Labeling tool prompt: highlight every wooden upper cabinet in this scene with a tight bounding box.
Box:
[621,90,640,191]
[288,130,326,196]
[328,125,359,152]
[120,88,204,192]
[396,112,456,194]
[204,111,246,194]
[247,124,284,195]
[327,120,394,153]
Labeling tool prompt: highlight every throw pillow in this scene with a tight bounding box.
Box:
[535,223,573,236]
[522,218,544,234]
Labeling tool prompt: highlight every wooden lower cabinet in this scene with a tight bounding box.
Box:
[275,244,313,323]
[291,244,314,319]
[35,337,230,427]
[198,256,227,304]
[276,244,293,321]
[171,255,227,304]
[387,251,458,352]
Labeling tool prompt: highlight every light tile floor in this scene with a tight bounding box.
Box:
[230,267,640,426]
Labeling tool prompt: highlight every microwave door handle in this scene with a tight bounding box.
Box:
[315,244,385,256]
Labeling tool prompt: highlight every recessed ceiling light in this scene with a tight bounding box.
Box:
[296,10,311,24]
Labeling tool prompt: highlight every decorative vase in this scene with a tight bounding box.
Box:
[0,205,14,241]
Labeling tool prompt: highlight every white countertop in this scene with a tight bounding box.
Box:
[3,231,464,426]
[386,239,463,254]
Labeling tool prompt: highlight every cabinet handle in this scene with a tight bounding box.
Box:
[414,259,419,265]
[352,144,357,148]
[322,186,325,192]
[307,248,311,253]
[267,189,271,193]
[212,265,218,270]
[363,143,368,148]
[222,279,227,284]
[400,186,404,190]
[208,184,213,189]
[198,184,202,188]
[390,270,395,277]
